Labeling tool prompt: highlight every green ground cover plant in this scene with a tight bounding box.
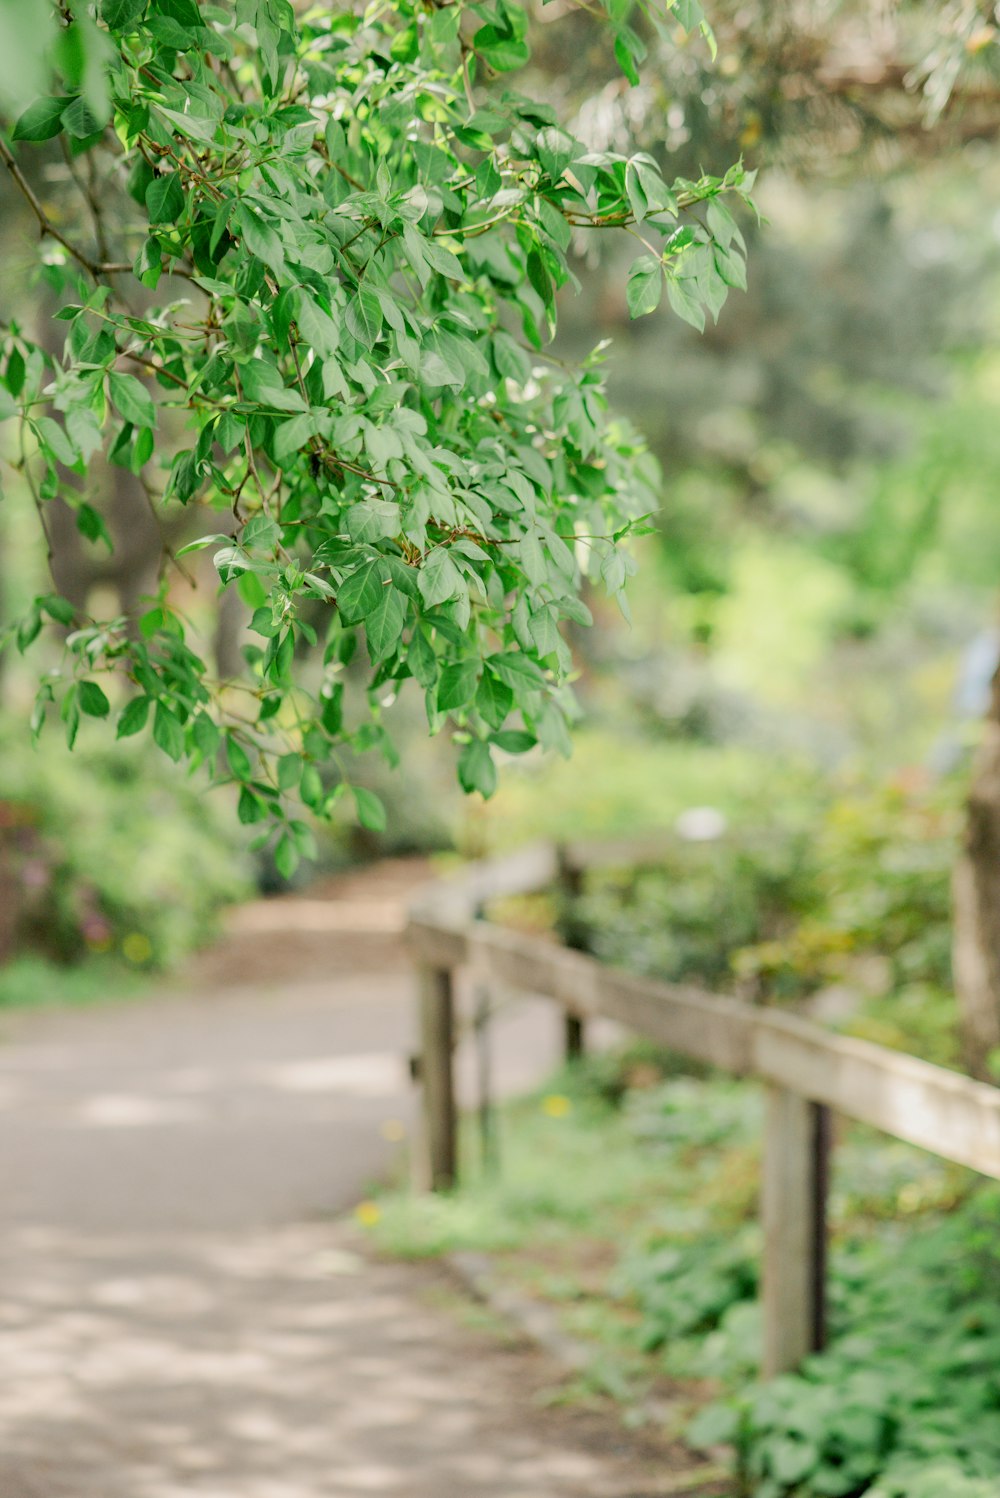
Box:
[367,1046,995,1497]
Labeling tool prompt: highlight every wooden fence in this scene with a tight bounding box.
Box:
[407,837,1000,1379]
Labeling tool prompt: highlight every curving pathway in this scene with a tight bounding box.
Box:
[0,861,726,1497]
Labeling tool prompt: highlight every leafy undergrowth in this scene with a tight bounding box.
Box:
[366,1045,998,1498]
[553,773,963,1070]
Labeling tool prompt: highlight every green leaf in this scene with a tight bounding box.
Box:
[474,23,530,71]
[365,583,406,662]
[153,702,185,762]
[116,695,151,738]
[438,659,481,712]
[491,729,536,754]
[226,733,252,780]
[147,13,198,48]
[62,687,80,750]
[493,331,531,385]
[352,785,387,832]
[145,173,185,225]
[238,785,268,824]
[76,503,113,551]
[294,291,339,358]
[345,287,383,349]
[78,680,110,717]
[300,763,324,810]
[626,255,663,318]
[41,594,75,625]
[418,549,463,607]
[276,753,302,792]
[614,27,643,86]
[707,197,742,251]
[458,739,497,798]
[320,683,343,736]
[274,831,300,879]
[346,500,400,544]
[476,670,513,729]
[487,652,545,691]
[108,371,156,429]
[35,416,77,467]
[101,0,146,30]
[240,359,306,412]
[157,105,218,143]
[337,561,386,625]
[237,204,286,274]
[666,274,707,332]
[272,412,315,462]
[17,605,42,654]
[191,713,220,761]
[12,96,69,141]
[518,529,546,585]
[715,245,748,291]
[62,95,103,139]
[407,627,437,689]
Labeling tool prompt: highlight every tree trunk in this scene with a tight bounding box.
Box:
[954,661,1000,1079]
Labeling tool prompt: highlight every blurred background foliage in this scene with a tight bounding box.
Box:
[3,0,1000,1012]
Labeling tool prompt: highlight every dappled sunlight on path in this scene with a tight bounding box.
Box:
[0,1222,684,1497]
[0,1220,710,1498]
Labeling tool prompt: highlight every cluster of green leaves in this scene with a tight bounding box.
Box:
[0,0,753,864]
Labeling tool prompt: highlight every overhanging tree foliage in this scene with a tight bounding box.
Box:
[0,0,752,872]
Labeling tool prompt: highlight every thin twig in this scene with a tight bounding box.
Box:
[0,137,130,278]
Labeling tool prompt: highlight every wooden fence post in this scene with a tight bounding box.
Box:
[762,1086,829,1377]
[557,848,587,1061]
[418,963,457,1191]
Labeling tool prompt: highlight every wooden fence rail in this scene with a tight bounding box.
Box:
[407,841,1000,1377]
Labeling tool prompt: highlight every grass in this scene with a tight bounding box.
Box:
[0,954,146,1011]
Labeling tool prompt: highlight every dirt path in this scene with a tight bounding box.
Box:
[0,861,725,1497]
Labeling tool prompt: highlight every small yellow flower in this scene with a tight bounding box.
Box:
[897,1183,923,1214]
[122,932,153,965]
[355,1200,381,1227]
[542,1093,572,1119]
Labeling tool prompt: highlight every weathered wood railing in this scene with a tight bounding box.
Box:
[407,838,1000,1378]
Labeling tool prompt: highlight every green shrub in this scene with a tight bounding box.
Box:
[575,824,816,994]
[567,772,962,1059]
[0,718,250,970]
